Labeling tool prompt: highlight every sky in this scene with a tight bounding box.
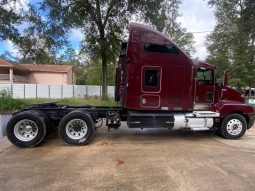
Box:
[0,0,216,61]
[178,0,216,59]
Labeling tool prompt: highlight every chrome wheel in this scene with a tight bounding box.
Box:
[226,119,243,136]
[14,119,39,141]
[65,119,88,140]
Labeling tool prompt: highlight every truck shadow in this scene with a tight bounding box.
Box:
[44,127,217,147]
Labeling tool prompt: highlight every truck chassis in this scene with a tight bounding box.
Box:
[6,101,252,148]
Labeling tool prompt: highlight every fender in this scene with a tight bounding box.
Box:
[211,100,255,129]
[213,100,254,118]
[211,100,255,128]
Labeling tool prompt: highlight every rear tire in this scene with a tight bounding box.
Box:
[58,110,95,145]
[220,114,247,139]
[33,110,52,136]
[6,111,47,148]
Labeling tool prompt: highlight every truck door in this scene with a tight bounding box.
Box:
[140,66,161,108]
[195,68,214,109]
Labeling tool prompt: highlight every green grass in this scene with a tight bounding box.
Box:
[0,97,117,113]
[0,98,27,113]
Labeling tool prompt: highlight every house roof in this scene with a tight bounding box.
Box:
[0,58,73,73]
[0,58,13,67]
[19,64,73,73]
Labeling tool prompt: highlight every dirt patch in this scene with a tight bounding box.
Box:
[116,159,124,167]
[97,141,110,146]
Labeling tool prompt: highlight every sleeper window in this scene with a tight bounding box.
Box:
[144,43,179,54]
[144,69,160,87]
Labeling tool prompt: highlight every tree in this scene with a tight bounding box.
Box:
[58,47,88,85]
[16,3,68,64]
[41,0,186,99]
[0,0,22,42]
[206,0,255,93]
[0,1,68,64]
[86,59,115,86]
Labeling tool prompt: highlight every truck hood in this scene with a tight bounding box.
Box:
[220,87,244,103]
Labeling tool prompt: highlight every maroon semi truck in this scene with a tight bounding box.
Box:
[6,23,255,148]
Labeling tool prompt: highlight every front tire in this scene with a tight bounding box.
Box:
[6,111,47,148]
[58,110,95,145]
[220,114,247,139]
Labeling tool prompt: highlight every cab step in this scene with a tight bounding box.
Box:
[190,127,210,131]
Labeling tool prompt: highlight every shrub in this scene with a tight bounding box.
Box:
[0,89,12,98]
[0,98,26,113]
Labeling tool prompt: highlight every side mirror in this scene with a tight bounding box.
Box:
[223,71,228,87]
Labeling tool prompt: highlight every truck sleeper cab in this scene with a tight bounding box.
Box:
[6,23,255,148]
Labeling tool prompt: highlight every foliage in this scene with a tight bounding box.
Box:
[0,98,26,113]
[58,47,88,85]
[0,89,12,98]
[0,0,22,42]
[16,3,68,64]
[0,1,67,63]
[74,65,87,85]
[86,59,115,85]
[206,0,255,90]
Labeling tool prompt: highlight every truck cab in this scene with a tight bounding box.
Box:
[115,23,254,138]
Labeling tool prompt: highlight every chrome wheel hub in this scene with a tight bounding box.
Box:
[226,119,242,136]
[66,119,88,140]
[14,119,38,141]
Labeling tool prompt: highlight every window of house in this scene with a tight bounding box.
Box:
[144,43,179,54]
[144,69,160,87]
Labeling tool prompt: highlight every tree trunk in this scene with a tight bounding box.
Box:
[101,47,108,99]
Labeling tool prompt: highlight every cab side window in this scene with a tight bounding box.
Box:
[144,69,159,87]
[197,68,213,86]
